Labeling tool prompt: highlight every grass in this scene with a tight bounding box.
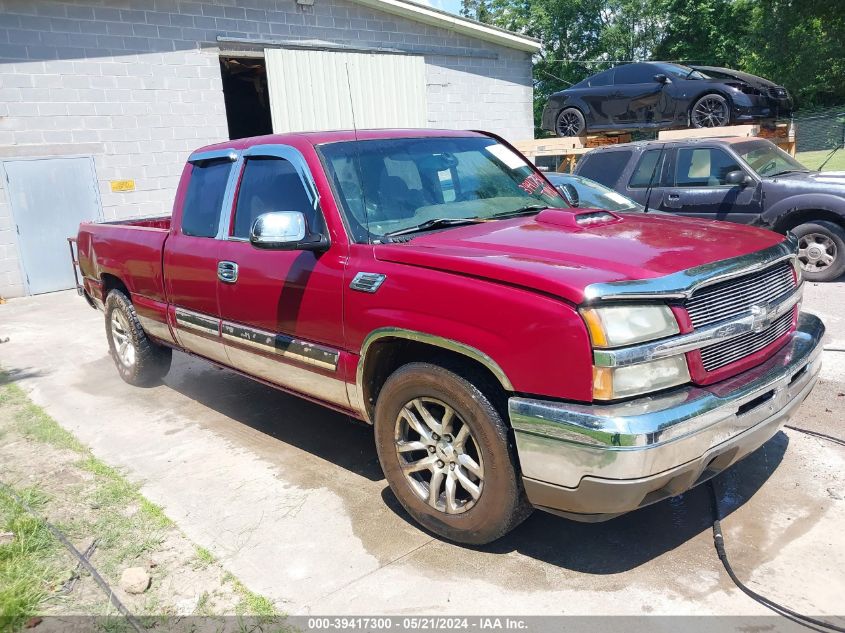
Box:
[0,486,69,632]
[223,572,277,617]
[795,148,845,171]
[0,370,280,625]
[2,383,85,454]
[194,546,215,567]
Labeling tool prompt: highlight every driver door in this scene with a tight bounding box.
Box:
[215,145,349,408]
[657,146,762,223]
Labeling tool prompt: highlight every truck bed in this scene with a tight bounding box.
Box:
[77,215,172,306]
[97,215,172,230]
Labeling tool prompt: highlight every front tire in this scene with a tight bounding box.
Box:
[105,289,172,386]
[793,221,845,282]
[374,362,531,544]
[691,93,730,128]
[555,107,586,137]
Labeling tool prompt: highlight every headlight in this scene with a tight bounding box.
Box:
[593,356,691,400]
[581,305,679,348]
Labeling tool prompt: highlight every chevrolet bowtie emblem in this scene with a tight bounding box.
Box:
[750,303,775,333]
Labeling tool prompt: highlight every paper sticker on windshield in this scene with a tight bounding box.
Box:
[485,144,527,170]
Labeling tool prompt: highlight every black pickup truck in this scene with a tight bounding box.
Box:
[575,137,845,281]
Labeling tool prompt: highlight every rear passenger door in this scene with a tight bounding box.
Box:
[164,153,236,364]
[625,147,670,207]
[214,145,349,408]
[659,146,762,222]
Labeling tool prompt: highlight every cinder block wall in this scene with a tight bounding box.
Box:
[0,0,534,298]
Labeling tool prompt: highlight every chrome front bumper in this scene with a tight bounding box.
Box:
[510,312,825,520]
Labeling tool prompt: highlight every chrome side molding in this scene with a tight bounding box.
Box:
[221,322,339,371]
[174,308,219,335]
[583,236,798,302]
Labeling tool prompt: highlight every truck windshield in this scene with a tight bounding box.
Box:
[318,136,567,242]
[733,140,808,177]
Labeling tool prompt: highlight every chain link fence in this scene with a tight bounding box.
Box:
[793,106,845,171]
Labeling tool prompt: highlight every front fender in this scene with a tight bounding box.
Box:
[345,261,594,414]
[762,192,845,230]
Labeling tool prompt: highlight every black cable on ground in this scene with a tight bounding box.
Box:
[0,481,146,633]
[784,425,845,447]
[708,481,845,633]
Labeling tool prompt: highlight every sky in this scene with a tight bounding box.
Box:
[418,0,463,16]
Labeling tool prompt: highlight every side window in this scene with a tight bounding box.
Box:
[588,70,613,87]
[576,150,632,188]
[616,64,658,84]
[674,148,742,187]
[628,150,665,188]
[181,160,232,237]
[231,156,320,239]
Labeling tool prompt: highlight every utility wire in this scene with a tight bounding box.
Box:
[0,481,146,633]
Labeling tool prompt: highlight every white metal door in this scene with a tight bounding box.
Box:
[2,157,102,295]
[265,48,427,132]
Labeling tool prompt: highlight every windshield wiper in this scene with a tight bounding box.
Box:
[486,204,548,220]
[768,168,809,177]
[384,217,482,238]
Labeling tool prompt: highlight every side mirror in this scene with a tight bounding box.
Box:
[654,74,669,84]
[725,170,752,186]
[250,211,328,251]
[558,183,580,207]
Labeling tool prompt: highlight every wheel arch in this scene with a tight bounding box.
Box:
[101,273,130,301]
[356,328,513,424]
[772,207,845,234]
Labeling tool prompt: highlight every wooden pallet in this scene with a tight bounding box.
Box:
[513,133,633,172]
[658,121,796,155]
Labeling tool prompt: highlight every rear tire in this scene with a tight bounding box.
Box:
[555,108,586,137]
[105,289,172,386]
[793,221,845,282]
[374,362,531,545]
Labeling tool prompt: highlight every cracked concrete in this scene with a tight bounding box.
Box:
[0,280,843,617]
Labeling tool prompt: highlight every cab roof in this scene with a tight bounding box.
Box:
[193,128,488,154]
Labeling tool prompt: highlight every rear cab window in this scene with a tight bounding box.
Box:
[181,159,232,237]
[577,150,632,189]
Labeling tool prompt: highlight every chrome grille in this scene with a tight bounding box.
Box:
[768,87,789,99]
[700,310,794,371]
[686,262,795,329]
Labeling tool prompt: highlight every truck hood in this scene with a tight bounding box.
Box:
[373,209,785,304]
[770,170,845,190]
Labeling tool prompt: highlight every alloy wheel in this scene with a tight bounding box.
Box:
[110,310,135,368]
[394,397,484,514]
[556,110,583,137]
[692,96,729,127]
[798,233,837,273]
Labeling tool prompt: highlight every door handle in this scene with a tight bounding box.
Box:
[217,261,238,283]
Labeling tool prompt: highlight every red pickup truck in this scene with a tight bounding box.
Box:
[76,129,825,544]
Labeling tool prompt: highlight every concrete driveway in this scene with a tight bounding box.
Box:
[0,281,843,616]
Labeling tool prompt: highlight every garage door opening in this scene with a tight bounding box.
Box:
[220,56,273,140]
